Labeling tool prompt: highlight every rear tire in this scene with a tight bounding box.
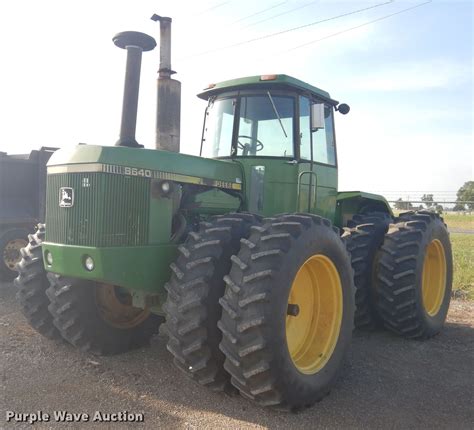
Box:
[15,225,60,339]
[47,277,162,355]
[218,213,355,410]
[375,211,453,339]
[163,213,261,392]
[1,227,29,282]
[343,212,392,329]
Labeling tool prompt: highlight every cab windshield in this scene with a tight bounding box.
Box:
[201,93,294,158]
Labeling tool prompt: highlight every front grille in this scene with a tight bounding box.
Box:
[45,173,150,247]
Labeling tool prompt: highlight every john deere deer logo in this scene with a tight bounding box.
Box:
[59,187,74,207]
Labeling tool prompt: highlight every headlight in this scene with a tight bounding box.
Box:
[161,181,171,194]
[45,251,53,265]
[84,256,95,271]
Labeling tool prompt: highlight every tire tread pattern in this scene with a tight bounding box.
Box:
[343,212,392,329]
[163,212,261,392]
[219,213,354,410]
[15,224,60,340]
[375,210,451,339]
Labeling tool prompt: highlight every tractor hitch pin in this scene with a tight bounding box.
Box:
[113,31,156,148]
[287,304,300,317]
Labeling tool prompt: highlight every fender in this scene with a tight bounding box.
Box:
[336,191,393,228]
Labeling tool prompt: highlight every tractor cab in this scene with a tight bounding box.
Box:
[198,74,349,219]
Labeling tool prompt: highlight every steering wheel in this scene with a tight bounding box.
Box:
[237,135,264,153]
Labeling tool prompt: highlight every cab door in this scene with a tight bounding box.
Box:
[298,97,338,222]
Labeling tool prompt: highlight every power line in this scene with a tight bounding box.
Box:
[231,1,288,25]
[181,0,393,59]
[193,1,231,17]
[242,0,321,29]
[286,0,432,52]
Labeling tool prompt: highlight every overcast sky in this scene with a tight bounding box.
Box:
[0,0,472,203]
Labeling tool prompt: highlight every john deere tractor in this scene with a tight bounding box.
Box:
[15,17,453,411]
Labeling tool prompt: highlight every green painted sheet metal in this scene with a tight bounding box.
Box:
[42,242,177,293]
[232,158,337,222]
[337,191,391,204]
[193,188,241,214]
[233,158,299,216]
[47,145,243,189]
[197,74,338,105]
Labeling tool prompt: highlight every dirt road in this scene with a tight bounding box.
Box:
[1,282,473,429]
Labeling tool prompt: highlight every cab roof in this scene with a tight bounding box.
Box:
[197,74,338,106]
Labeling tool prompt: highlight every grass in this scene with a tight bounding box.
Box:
[442,213,474,231]
[451,233,474,300]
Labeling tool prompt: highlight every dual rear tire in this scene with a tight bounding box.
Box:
[343,210,452,339]
[374,211,453,338]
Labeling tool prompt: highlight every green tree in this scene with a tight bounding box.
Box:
[421,193,434,208]
[456,181,474,210]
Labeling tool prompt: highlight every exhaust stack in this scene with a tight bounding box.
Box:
[113,31,156,148]
[151,14,181,153]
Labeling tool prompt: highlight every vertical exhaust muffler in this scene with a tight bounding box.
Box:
[151,14,181,153]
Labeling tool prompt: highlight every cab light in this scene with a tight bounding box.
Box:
[260,74,277,81]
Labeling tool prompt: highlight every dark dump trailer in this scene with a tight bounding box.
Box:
[0,147,56,281]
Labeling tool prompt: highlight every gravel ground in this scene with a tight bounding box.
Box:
[1,282,473,430]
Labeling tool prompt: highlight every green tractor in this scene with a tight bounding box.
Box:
[15,17,453,411]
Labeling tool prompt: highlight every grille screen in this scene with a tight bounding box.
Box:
[45,173,150,247]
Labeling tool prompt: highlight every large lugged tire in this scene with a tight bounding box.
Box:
[218,214,355,410]
[343,212,392,329]
[14,225,60,339]
[1,227,29,282]
[163,213,261,392]
[375,211,453,339]
[47,276,162,355]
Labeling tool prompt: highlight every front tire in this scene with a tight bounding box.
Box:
[163,213,261,392]
[15,225,60,339]
[375,211,453,339]
[218,214,355,410]
[47,277,162,355]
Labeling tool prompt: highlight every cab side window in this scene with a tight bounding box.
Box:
[312,106,336,166]
[299,97,311,160]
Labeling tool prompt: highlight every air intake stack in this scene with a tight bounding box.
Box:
[113,31,156,148]
[151,14,181,153]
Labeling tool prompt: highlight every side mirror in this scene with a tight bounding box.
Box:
[337,103,350,115]
[311,103,325,131]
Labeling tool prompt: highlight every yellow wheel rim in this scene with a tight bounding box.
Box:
[286,255,343,375]
[422,239,447,316]
[3,239,27,270]
[95,284,149,329]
